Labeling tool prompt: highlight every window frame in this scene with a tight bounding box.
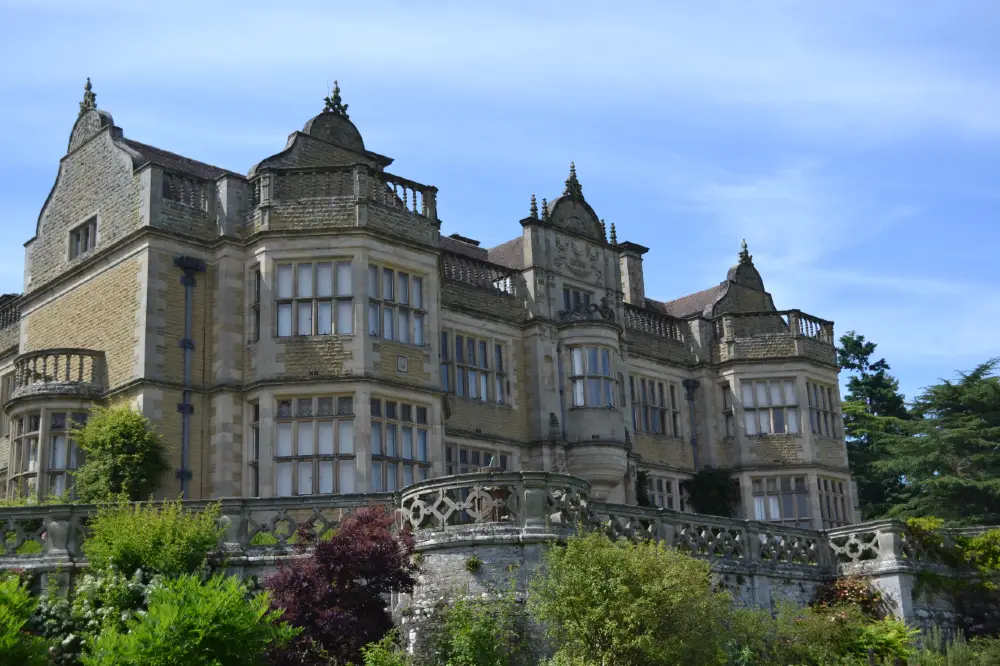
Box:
[562,286,593,312]
[721,384,736,439]
[807,381,842,439]
[751,475,810,527]
[251,266,262,342]
[740,378,800,436]
[46,411,87,499]
[273,395,357,497]
[69,216,98,260]
[440,330,509,405]
[370,397,432,492]
[445,444,512,475]
[818,476,850,528]
[368,263,426,345]
[248,403,260,498]
[645,472,689,511]
[569,346,616,408]
[7,413,41,498]
[629,376,682,436]
[274,260,354,338]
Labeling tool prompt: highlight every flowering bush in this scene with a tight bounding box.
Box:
[812,577,889,619]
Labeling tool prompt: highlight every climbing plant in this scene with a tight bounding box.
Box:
[680,467,740,517]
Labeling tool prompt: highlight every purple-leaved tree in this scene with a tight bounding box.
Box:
[265,505,417,665]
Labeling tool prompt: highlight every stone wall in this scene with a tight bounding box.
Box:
[24,256,143,390]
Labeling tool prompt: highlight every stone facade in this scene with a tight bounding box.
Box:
[0,81,853,529]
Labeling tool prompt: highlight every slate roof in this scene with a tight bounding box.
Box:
[487,236,524,270]
[122,139,242,181]
[439,235,488,260]
[646,284,724,318]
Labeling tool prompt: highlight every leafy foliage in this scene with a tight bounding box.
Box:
[812,577,890,620]
[681,466,739,517]
[528,532,731,666]
[265,505,417,666]
[0,574,50,666]
[423,590,530,666]
[874,359,1000,525]
[80,573,298,666]
[837,331,911,519]
[82,499,223,578]
[634,470,652,508]
[361,632,409,666]
[72,406,168,502]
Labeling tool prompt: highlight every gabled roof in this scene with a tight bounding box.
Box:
[122,139,242,181]
[487,236,524,270]
[646,284,724,318]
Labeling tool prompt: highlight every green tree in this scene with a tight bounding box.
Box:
[82,499,224,578]
[72,406,168,502]
[528,532,730,666]
[837,331,911,518]
[875,359,1000,526]
[0,574,50,666]
[80,573,299,666]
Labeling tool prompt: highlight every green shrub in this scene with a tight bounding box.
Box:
[80,573,299,666]
[528,532,730,666]
[82,499,223,578]
[910,627,1000,665]
[72,405,168,502]
[0,574,50,666]
[361,632,410,666]
[425,590,529,666]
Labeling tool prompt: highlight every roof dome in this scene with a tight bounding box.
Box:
[301,81,365,152]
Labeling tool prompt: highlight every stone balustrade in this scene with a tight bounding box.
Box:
[0,297,20,330]
[374,172,438,221]
[623,304,685,342]
[10,348,106,401]
[0,472,990,633]
[441,252,518,297]
[710,310,836,364]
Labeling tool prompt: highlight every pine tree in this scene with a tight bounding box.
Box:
[837,331,910,519]
[875,359,1000,526]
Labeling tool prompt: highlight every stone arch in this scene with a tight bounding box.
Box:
[545,196,605,243]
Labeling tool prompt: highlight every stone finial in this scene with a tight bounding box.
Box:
[529,193,539,219]
[610,222,618,245]
[79,77,96,116]
[540,197,549,221]
[563,161,583,198]
[323,80,350,118]
[738,238,753,264]
[600,218,607,240]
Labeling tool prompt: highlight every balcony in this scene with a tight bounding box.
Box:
[9,348,107,402]
[710,310,836,365]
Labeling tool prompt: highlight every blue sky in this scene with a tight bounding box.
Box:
[1,0,998,401]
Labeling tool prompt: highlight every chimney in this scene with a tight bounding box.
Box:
[617,241,649,305]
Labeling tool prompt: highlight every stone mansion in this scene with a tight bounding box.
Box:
[0,80,855,530]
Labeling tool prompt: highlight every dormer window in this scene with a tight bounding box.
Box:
[70,217,97,259]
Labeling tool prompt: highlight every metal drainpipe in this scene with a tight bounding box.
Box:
[174,256,205,499]
[682,378,700,471]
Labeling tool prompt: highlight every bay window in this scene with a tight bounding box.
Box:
[274,396,356,497]
[248,403,260,498]
[8,413,40,497]
[752,475,810,527]
[275,260,353,337]
[808,382,841,438]
[368,264,425,345]
[569,346,615,408]
[721,385,736,438]
[740,379,799,436]
[818,477,850,528]
[371,398,431,491]
[47,412,86,498]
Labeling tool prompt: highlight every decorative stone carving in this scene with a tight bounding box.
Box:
[557,297,617,324]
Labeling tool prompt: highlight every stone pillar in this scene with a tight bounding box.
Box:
[616,241,649,305]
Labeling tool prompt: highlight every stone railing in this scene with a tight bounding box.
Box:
[162,170,208,210]
[710,310,835,364]
[0,297,20,330]
[623,304,685,342]
[373,172,438,222]
[441,252,518,297]
[10,348,106,402]
[0,494,393,570]
[248,165,438,223]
